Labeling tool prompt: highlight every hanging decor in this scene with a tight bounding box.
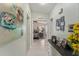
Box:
[59,8,63,14]
[0,12,16,30]
[0,5,23,30]
[56,16,65,31]
[0,4,24,46]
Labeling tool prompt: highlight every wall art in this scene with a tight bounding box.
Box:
[56,16,65,31]
[0,4,24,46]
[68,24,74,32]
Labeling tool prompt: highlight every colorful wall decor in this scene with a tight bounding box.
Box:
[0,4,24,46]
[0,12,16,30]
[0,5,23,30]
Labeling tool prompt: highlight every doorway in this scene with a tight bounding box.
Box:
[33,20,47,40]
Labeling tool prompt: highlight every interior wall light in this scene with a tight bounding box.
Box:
[40,3,46,5]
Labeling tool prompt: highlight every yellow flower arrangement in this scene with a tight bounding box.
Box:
[72,43,79,55]
[67,23,79,55]
[72,43,79,51]
[67,33,75,42]
[73,23,79,34]
[67,34,73,41]
[74,34,79,41]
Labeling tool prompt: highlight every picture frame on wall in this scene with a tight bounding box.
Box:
[56,19,60,31]
[56,16,65,31]
[68,24,74,32]
[60,16,65,31]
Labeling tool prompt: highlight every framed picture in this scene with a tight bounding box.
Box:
[56,16,65,31]
[56,37,62,47]
[68,24,74,32]
[56,40,62,47]
[56,19,60,31]
[60,16,65,31]
[51,36,57,44]
[61,39,67,48]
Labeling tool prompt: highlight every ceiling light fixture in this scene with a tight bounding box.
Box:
[40,3,46,5]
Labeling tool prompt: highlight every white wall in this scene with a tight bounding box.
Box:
[49,3,79,40]
[0,3,32,56]
[47,18,53,39]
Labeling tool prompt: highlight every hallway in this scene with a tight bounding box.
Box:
[27,39,48,56]
[0,3,79,56]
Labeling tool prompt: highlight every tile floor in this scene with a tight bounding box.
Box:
[27,39,48,56]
